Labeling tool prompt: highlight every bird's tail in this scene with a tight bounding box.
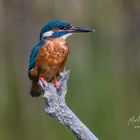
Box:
[30,81,42,97]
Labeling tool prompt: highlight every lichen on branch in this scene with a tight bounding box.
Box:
[39,70,99,140]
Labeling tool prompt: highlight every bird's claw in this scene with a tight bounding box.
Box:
[39,77,46,87]
[54,80,60,90]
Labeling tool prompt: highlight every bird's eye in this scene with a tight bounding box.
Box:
[60,25,65,29]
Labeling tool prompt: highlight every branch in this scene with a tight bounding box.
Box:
[39,70,99,140]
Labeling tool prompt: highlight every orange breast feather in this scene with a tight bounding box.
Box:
[30,38,69,81]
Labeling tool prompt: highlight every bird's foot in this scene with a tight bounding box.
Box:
[39,77,46,87]
[54,80,60,90]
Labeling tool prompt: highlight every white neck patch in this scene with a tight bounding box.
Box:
[60,33,73,40]
[42,31,73,40]
[42,31,54,38]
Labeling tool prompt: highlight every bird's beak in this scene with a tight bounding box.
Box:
[69,26,95,33]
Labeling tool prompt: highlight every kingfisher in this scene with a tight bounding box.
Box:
[28,20,95,97]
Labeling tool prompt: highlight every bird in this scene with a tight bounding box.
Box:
[28,20,95,97]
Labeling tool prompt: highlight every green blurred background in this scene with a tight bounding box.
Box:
[0,0,140,140]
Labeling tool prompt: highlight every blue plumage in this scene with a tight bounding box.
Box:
[40,21,71,40]
[29,21,71,70]
[28,20,94,97]
[29,20,94,71]
[29,40,45,70]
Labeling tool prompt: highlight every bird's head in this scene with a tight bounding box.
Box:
[40,20,95,40]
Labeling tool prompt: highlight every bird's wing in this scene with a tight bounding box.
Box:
[28,40,45,71]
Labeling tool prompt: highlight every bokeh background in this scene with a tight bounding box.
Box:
[0,0,140,140]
